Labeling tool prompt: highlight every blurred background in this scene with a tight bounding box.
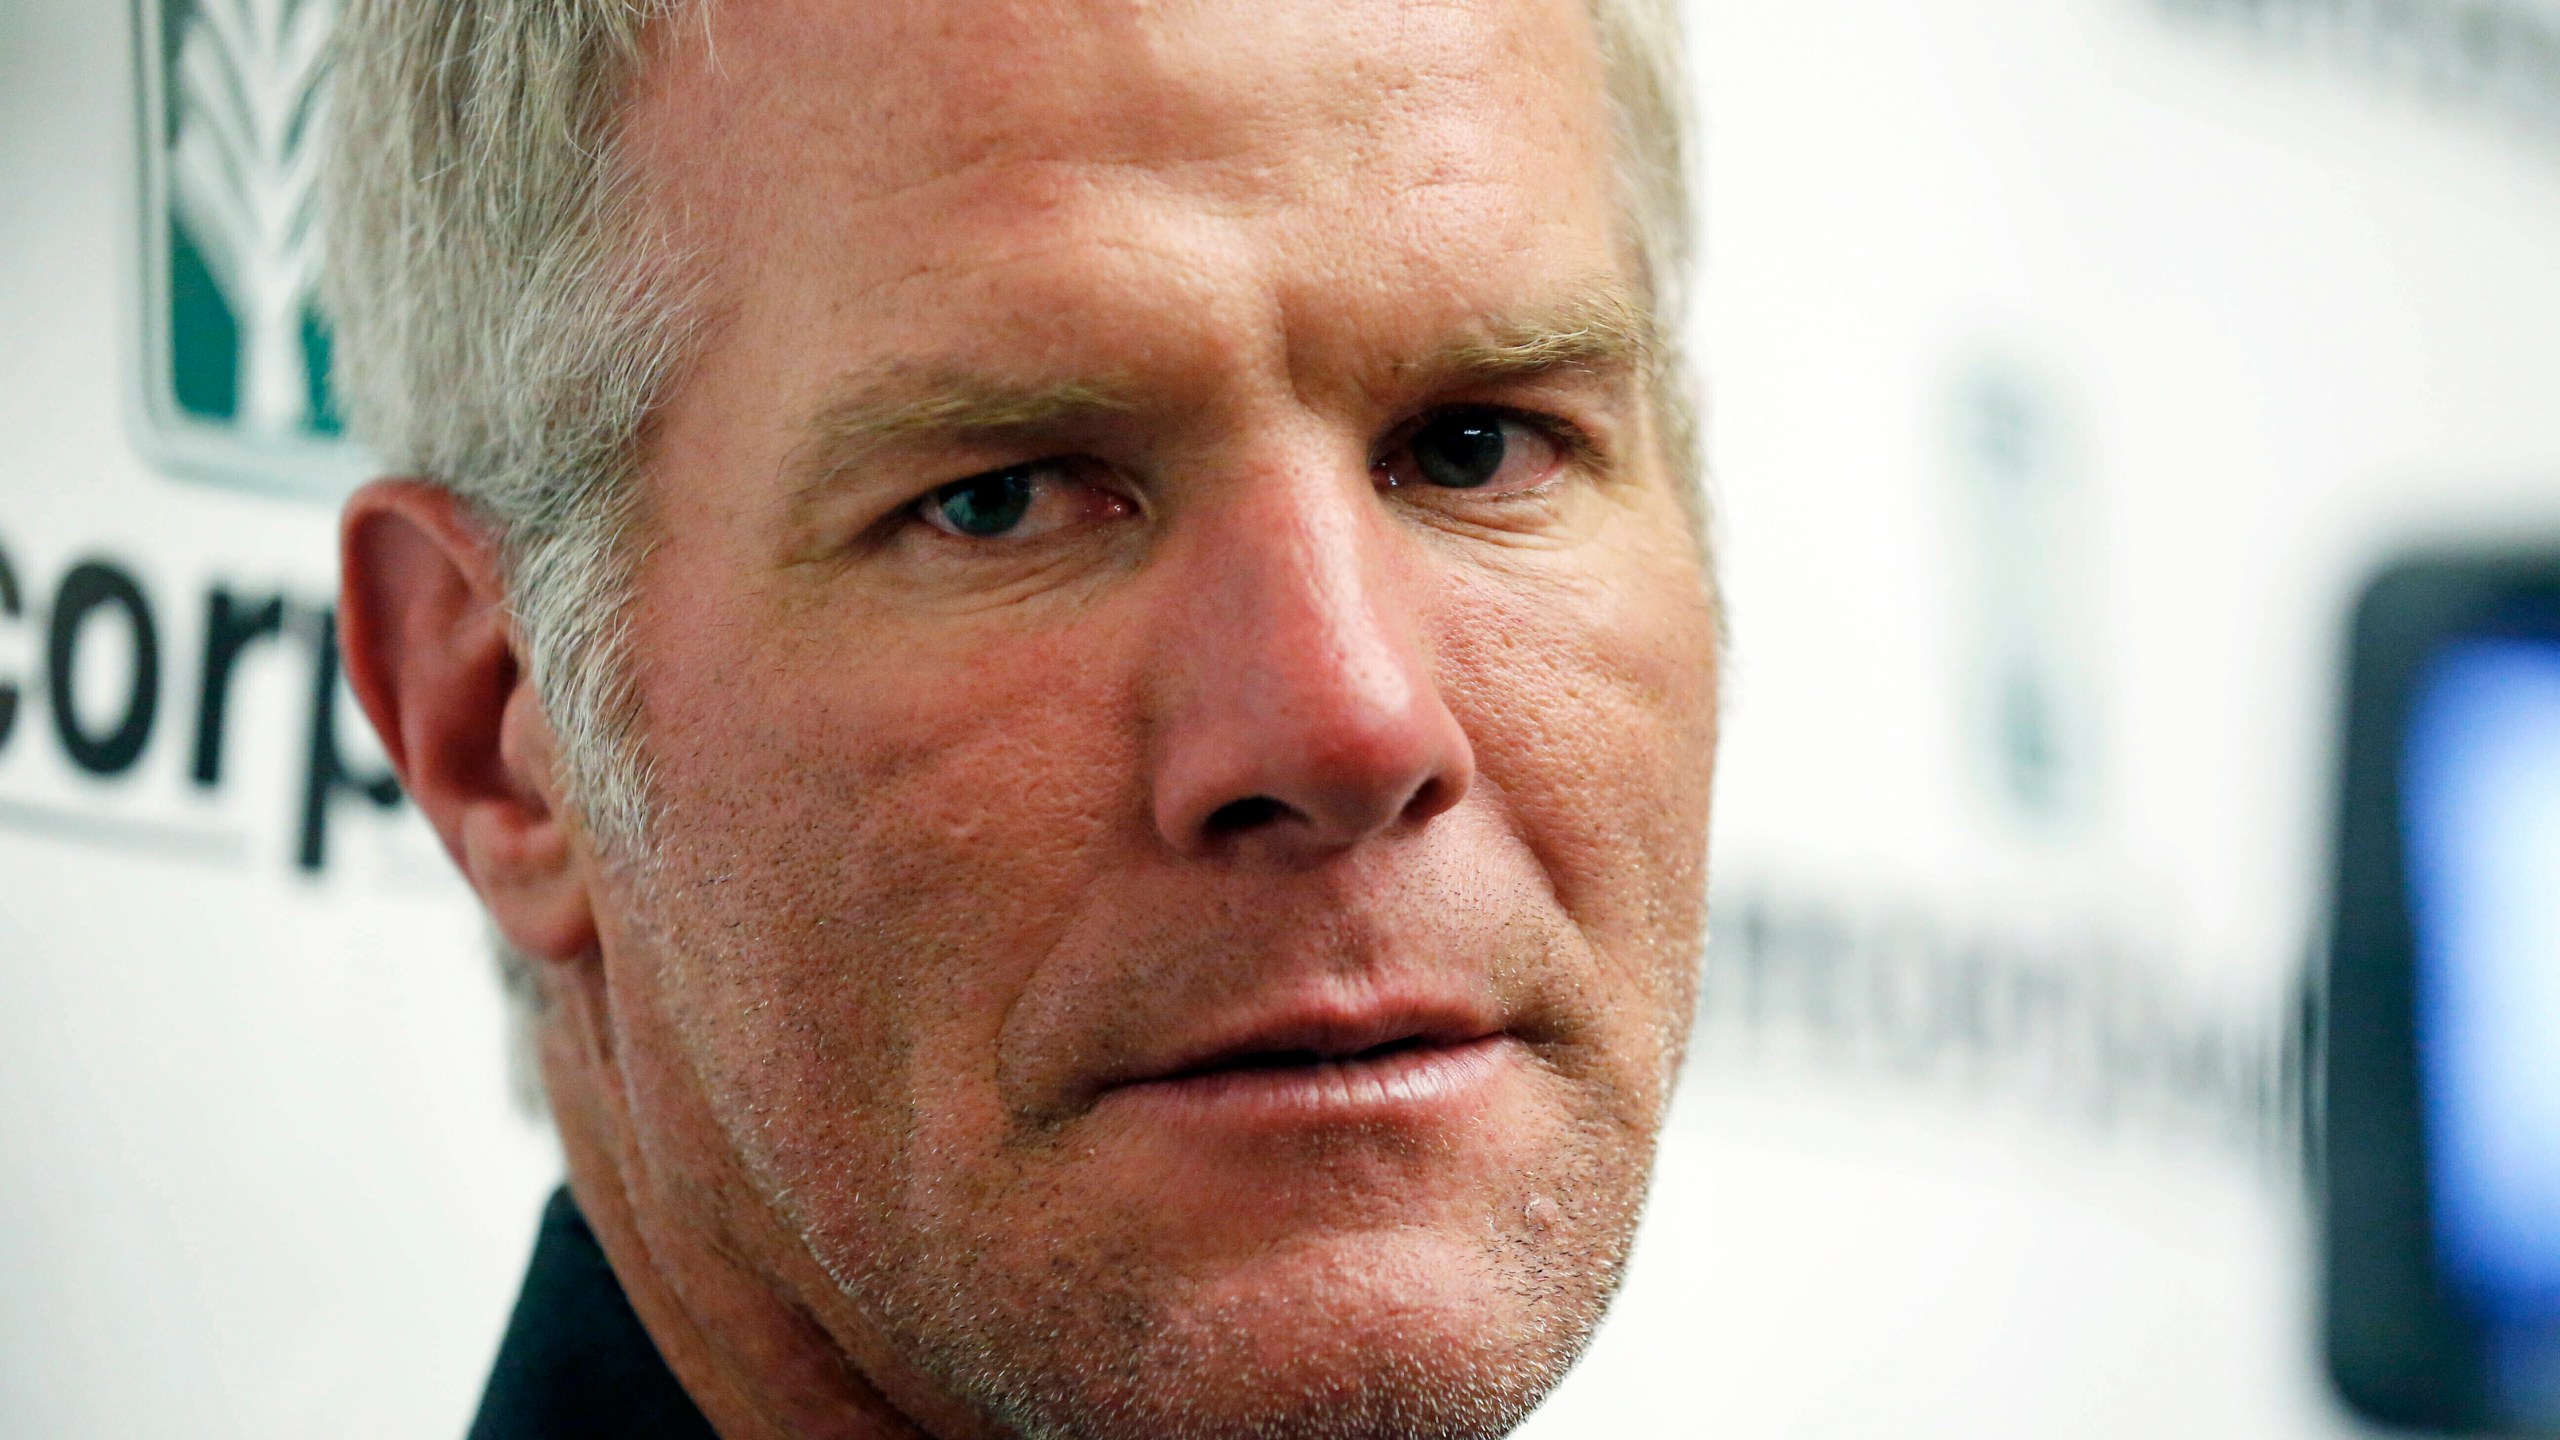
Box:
[4,0,2558,1434]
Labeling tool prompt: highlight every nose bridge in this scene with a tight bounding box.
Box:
[1150,464,1474,858]
[1232,481,1413,728]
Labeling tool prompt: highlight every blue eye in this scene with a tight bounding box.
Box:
[914,462,1139,544]
[1381,407,1566,496]
[1409,409,1509,489]
[928,469,1037,537]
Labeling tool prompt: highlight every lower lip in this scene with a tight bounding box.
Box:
[1099,1034,1521,1126]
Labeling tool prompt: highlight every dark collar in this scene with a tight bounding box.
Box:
[468,1187,721,1440]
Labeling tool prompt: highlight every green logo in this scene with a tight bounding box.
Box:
[132,0,365,500]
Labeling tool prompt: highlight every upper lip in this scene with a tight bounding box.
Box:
[1108,995,1504,1090]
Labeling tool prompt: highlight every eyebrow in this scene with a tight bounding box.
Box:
[1405,287,1660,394]
[785,287,1657,511]
[806,373,1135,449]
[794,371,1132,479]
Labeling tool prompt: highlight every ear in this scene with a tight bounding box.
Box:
[339,480,600,963]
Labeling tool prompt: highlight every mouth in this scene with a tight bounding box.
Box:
[1097,1009,1520,1124]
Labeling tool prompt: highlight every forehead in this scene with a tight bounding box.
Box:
[630,0,1610,195]
[623,0,1624,373]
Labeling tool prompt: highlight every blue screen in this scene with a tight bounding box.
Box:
[2404,638,2560,1413]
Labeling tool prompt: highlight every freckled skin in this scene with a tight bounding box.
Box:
[540,0,1719,1437]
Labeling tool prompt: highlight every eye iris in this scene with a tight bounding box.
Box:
[934,471,1035,537]
[1412,411,1508,489]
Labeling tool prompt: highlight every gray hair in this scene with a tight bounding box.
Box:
[323,0,1700,1096]
[325,0,692,856]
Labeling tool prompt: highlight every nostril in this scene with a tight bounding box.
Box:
[1204,795,1290,836]
[1402,775,1453,823]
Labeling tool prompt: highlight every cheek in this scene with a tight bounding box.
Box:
[621,588,1150,1190]
[1433,520,1719,999]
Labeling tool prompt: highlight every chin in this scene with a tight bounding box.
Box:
[938,1224,1621,1440]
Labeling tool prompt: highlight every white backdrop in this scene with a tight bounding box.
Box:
[5,0,2559,1435]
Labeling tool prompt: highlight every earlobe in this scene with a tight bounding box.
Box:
[339,480,601,963]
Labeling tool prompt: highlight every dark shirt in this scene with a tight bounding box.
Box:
[468,1188,721,1440]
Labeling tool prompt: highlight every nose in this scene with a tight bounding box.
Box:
[1148,473,1475,862]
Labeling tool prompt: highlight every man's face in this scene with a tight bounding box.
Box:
[595,0,1718,1434]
